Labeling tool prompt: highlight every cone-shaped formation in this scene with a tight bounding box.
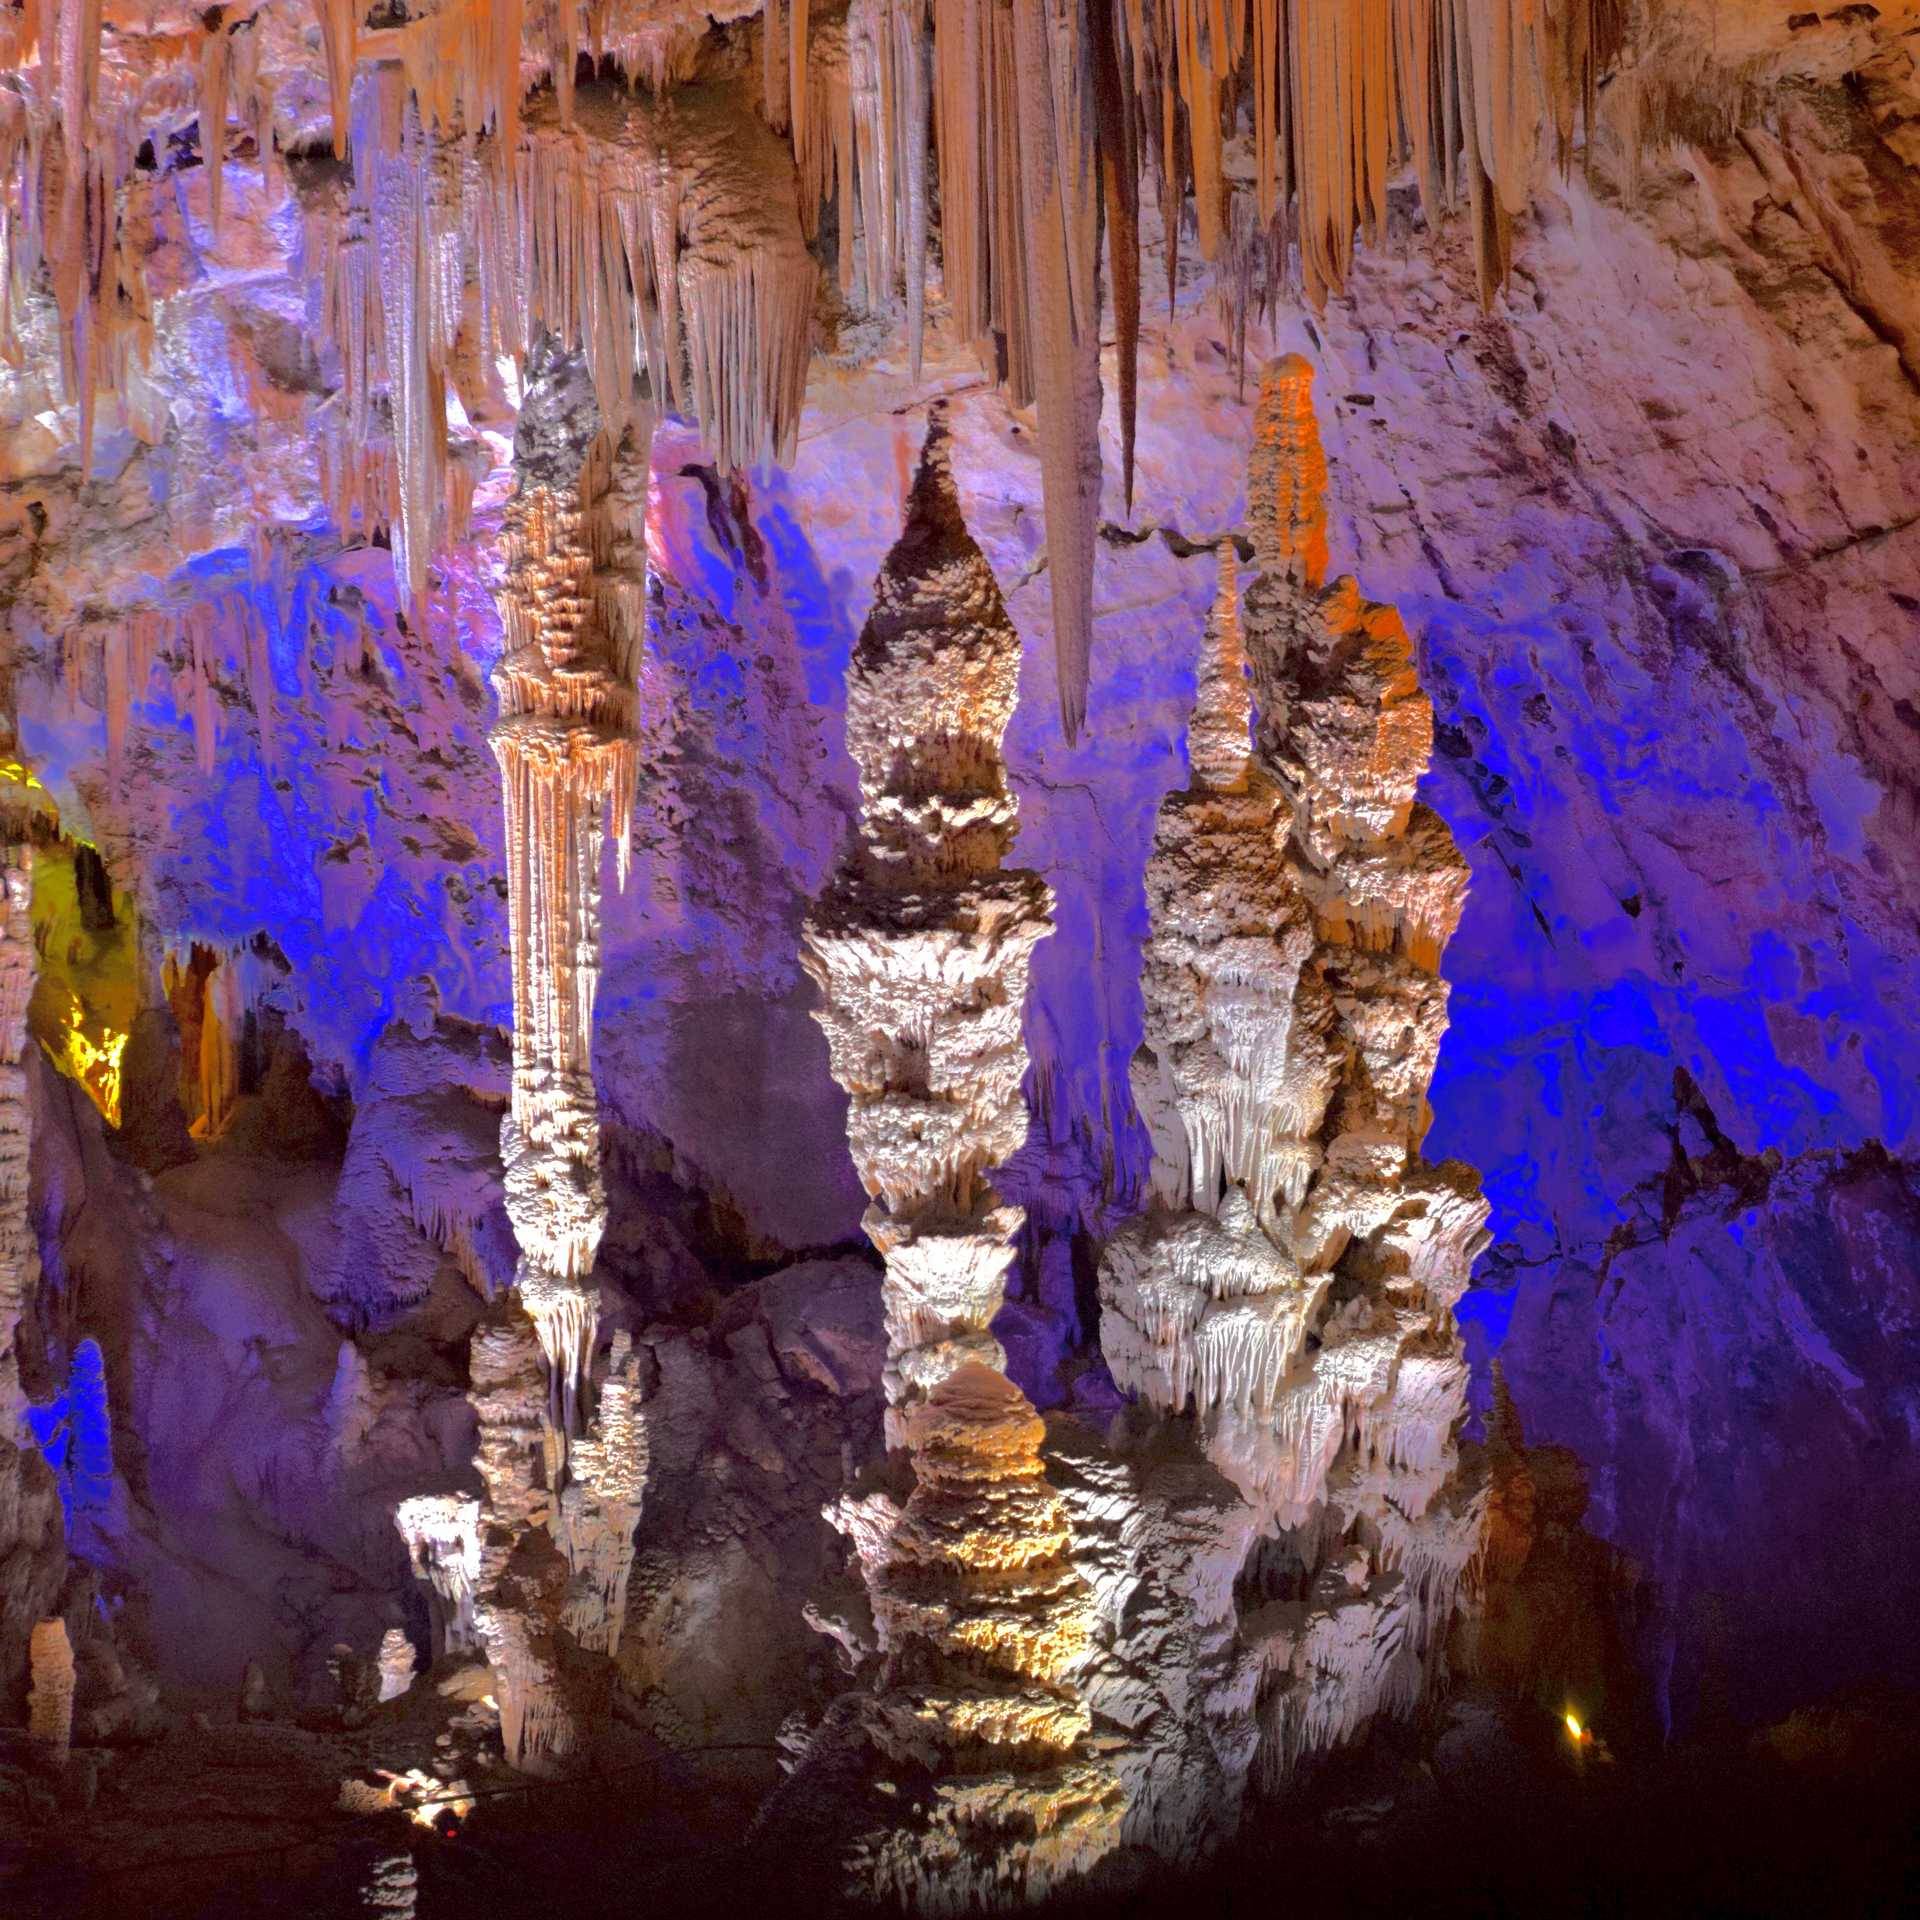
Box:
[1101,354,1488,1780]
[852,1363,1124,1909]
[802,409,1053,1443]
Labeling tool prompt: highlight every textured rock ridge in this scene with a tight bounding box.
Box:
[1100,353,1488,1790]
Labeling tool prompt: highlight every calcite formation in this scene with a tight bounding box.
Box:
[852,1364,1124,1910]
[28,1616,75,1764]
[802,407,1052,1442]
[490,343,647,1423]
[0,806,38,1434]
[1100,354,1489,1784]
[0,0,1670,744]
[783,412,1121,1907]
[393,1494,483,1661]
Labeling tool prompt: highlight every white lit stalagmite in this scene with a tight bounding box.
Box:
[801,406,1053,1445]
[776,411,1122,1906]
[1100,355,1490,1781]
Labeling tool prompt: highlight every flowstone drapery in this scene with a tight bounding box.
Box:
[1100,355,1489,1782]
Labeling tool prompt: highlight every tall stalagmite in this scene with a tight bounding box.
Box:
[472,340,653,1774]
[779,410,1123,1906]
[801,407,1052,1444]
[1100,355,1489,1779]
[0,750,63,1708]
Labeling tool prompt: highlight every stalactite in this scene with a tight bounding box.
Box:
[1099,355,1487,1782]
[1013,0,1105,742]
[801,407,1053,1442]
[199,14,232,237]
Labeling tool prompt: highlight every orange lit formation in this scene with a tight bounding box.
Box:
[1,2,1627,741]
[1101,355,1490,1778]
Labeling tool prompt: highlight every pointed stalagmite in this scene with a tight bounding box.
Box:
[802,407,1053,1442]
[1101,355,1488,1781]
[28,1617,75,1764]
[783,411,1122,1905]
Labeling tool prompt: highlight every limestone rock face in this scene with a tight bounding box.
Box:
[1099,356,1488,1803]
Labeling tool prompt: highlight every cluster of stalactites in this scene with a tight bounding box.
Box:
[802,412,1053,1439]
[778,0,932,377]
[1098,354,1486,1778]
[853,1363,1124,1910]
[0,821,37,1431]
[301,47,811,609]
[1139,0,1625,308]
[927,0,1116,745]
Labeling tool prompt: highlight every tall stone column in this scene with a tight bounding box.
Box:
[801,409,1052,1445]
[1101,355,1490,1780]
[471,341,652,1774]
[0,742,64,1713]
[784,411,1123,1907]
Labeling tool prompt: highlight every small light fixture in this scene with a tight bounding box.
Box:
[1564,1712,1584,1741]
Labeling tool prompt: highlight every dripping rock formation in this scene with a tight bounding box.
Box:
[0,1,1916,1914]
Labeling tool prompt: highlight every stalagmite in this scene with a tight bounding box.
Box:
[378,1627,418,1702]
[28,1617,75,1764]
[1099,354,1488,1783]
[801,407,1053,1442]
[558,1330,650,1659]
[853,1364,1124,1909]
[780,410,1122,1906]
[468,1298,589,1776]
[393,1494,483,1659]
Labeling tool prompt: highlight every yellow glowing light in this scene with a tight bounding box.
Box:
[47,992,128,1127]
[1565,1713,1584,1741]
[0,758,46,793]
